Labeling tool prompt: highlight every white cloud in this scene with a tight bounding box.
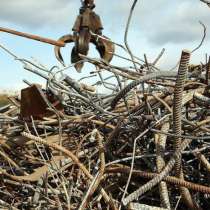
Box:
[142,0,210,45]
[0,0,78,29]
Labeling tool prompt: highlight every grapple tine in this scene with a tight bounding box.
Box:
[71,46,84,73]
[75,62,84,73]
[92,35,115,63]
[54,34,75,66]
[98,36,115,62]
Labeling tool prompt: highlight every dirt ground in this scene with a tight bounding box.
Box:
[0,94,9,106]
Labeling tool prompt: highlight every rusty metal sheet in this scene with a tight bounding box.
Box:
[20,84,62,119]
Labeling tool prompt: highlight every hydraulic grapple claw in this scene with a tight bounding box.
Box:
[54,0,115,72]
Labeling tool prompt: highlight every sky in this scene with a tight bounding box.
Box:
[0,0,210,91]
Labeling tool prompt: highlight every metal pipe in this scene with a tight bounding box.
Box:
[0,27,65,47]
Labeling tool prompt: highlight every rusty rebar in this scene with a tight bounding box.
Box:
[122,139,192,206]
[105,166,210,194]
[155,122,171,209]
[172,50,200,210]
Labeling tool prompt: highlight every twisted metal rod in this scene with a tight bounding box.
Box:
[111,71,177,109]
[172,50,200,210]
[78,129,106,210]
[105,165,210,194]
[155,122,171,209]
[122,139,192,206]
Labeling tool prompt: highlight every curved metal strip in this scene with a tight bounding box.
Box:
[73,29,91,72]
[71,46,84,73]
[91,35,115,63]
[54,34,75,66]
[77,29,91,55]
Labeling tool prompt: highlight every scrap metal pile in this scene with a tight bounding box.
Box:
[1,0,210,210]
